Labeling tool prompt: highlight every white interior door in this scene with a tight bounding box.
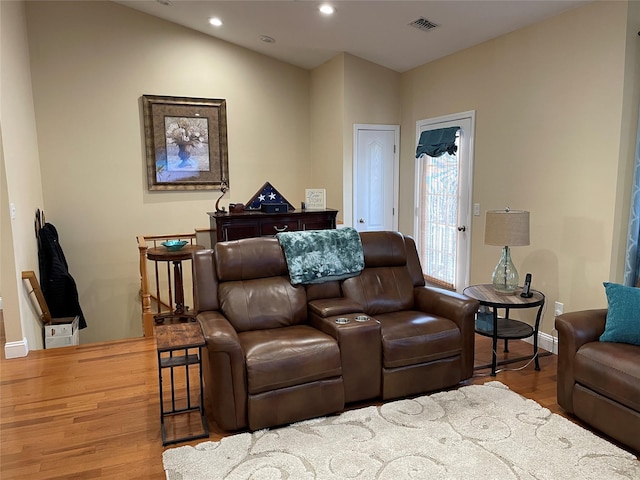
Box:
[353,125,399,232]
[414,112,475,292]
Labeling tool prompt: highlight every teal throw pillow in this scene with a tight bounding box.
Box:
[599,282,640,345]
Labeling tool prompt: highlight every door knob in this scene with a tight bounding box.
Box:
[457,226,466,232]
[359,218,365,224]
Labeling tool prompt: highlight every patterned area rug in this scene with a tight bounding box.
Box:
[163,381,639,479]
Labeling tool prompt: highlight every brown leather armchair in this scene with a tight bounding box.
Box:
[556,309,640,453]
[193,237,344,431]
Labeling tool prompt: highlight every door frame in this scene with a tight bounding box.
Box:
[352,124,400,231]
[414,111,475,292]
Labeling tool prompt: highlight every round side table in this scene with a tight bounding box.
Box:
[147,244,204,323]
[463,284,545,376]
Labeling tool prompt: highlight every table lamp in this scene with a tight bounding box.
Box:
[484,208,530,294]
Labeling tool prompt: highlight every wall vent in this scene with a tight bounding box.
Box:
[408,17,439,32]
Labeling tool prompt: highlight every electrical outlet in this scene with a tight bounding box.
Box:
[554,301,564,316]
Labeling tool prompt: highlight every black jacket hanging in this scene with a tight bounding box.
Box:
[37,222,87,329]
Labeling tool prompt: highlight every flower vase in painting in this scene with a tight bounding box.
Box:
[163,116,210,179]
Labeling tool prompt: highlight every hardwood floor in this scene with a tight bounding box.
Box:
[0,331,633,479]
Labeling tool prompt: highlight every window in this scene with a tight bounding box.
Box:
[414,111,475,292]
[418,135,460,289]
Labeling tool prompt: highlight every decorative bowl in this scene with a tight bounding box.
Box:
[161,240,188,251]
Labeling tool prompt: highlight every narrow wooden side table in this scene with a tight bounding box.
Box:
[463,284,546,376]
[156,322,209,446]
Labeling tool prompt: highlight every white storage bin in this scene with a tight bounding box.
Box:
[44,316,79,349]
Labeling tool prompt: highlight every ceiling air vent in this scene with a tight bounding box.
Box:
[409,17,439,32]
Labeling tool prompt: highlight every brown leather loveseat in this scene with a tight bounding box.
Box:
[193,231,479,431]
[556,309,640,453]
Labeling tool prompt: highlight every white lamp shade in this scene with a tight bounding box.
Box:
[484,210,530,247]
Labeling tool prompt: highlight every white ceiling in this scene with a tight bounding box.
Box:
[116,0,590,73]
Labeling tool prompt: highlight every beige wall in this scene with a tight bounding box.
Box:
[1,1,47,353]
[310,55,345,221]
[22,1,311,344]
[342,54,401,227]
[400,1,637,334]
[309,54,400,225]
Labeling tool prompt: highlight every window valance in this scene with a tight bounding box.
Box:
[415,127,460,158]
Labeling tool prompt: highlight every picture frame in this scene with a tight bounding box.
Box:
[142,94,229,191]
[305,189,326,210]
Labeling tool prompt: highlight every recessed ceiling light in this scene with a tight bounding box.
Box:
[319,4,335,15]
[156,0,172,5]
[259,35,276,44]
[209,17,223,27]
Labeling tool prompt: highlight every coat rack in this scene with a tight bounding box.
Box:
[34,208,45,238]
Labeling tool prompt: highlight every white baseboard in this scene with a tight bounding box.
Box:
[4,337,29,359]
[521,331,558,355]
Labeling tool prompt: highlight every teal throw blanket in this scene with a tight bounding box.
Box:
[276,227,364,285]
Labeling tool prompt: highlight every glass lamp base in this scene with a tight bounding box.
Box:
[491,246,519,294]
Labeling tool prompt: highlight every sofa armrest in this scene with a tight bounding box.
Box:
[555,309,607,349]
[198,310,241,350]
[197,310,248,430]
[555,309,607,414]
[308,297,363,318]
[414,286,479,328]
[414,286,479,379]
[309,313,382,402]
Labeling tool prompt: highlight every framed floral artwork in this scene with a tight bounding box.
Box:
[142,95,229,191]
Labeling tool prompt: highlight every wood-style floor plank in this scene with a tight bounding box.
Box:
[0,332,635,479]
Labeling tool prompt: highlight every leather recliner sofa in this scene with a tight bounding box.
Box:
[192,231,479,431]
[556,309,640,453]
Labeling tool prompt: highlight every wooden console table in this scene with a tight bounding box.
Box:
[208,209,338,242]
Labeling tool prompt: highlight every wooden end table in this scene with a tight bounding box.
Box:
[463,284,546,376]
[156,322,209,446]
[146,244,204,323]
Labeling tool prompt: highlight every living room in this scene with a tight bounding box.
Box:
[1,0,637,352]
[1,0,639,477]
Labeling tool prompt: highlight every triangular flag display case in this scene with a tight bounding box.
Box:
[245,182,295,211]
